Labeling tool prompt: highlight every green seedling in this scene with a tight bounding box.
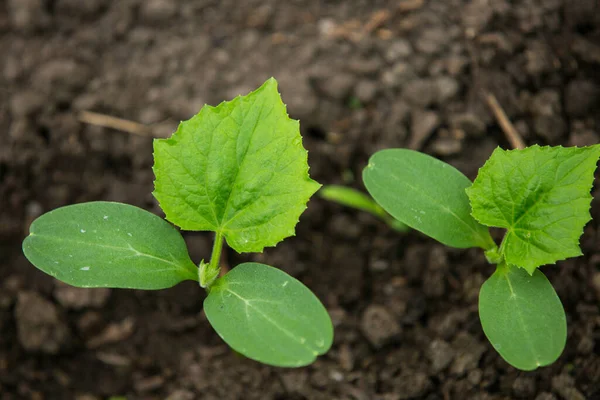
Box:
[361,145,600,371]
[319,185,408,231]
[22,79,333,367]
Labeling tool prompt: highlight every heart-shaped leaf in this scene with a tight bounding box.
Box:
[467,145,600,273]
[153,78,320,253]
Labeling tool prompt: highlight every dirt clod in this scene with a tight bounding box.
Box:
[54,282,110,310]
[15,292,70,354]
[360,305,401,348]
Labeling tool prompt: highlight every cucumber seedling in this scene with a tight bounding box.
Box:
[23,78,333,367]
[359,145,600,370]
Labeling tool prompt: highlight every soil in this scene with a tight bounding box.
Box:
[1,0,600,399]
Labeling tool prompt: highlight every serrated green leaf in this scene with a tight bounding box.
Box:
[319,185,409,231]
[22,202,197,289]
[363,149,494,249]
[204,262,333,367]
[467,145,600,273]
[153,78,320,253]
[479,264,566,371]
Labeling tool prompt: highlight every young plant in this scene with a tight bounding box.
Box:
[22,78,333,367]
[360,145,600,370]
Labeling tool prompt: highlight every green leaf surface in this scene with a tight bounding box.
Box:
[363,149,494,249]
[23,202,197,289]
[204,262,333,367]
[467,145,600,273]
[153,78,320,253]
[479,264,566,371]
[319,185,409,231]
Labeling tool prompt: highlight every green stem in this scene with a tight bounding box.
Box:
[199,232,224,290]
[485,232,508,265]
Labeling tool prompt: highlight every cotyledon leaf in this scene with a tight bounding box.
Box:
[363,148,495,249]
[204,262,333,367]
[153,78,321,253]
[467,145,600,273]
[479,263,566,371]
[22,202,197,289]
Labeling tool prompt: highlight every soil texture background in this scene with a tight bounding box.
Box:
[1,0,600,399]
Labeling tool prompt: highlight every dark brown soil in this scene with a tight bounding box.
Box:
[2,1,600,399]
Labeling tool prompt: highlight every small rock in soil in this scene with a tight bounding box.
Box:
[381,63,417,89]
[525,40,557,77]
[7,0,51,33]
[134,375,165,393]
[9,91,46,118]
[409,110,440,150]
[402,79,437,107]
[431,136,462,156]
[467,369,482,385]
[54,282,110,310]
[360,304,401,348]
[384,39,413,62]
[445,54,470,76]
[428,339,455,372]
[530,89,561,117]
[86,317,135,348]
[434,76,460,104]
[139,0,178,23]
[572,35,600,65]
[316,73,355,101]
[338,343,354,371]
[565,79,600,118]
[462,0,494,35]
[354,80,378,104]
[393,371,432,399]
[551,374,585,400]
[415,27,450,55]
[349,57,384,76]
[530,89,566,143]
[166,390,196,400]
[15,291,70,354]
[450,113,486,137]
[450,332,486,376]
[512,376,537,398]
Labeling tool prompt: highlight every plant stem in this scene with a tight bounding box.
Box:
[200,231,223,289]
[485,233,508,265]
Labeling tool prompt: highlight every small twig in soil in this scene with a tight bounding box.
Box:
[483,92,526,150]
[362,10,390,35]
[396,0,424,12]
[78,110,152,136]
